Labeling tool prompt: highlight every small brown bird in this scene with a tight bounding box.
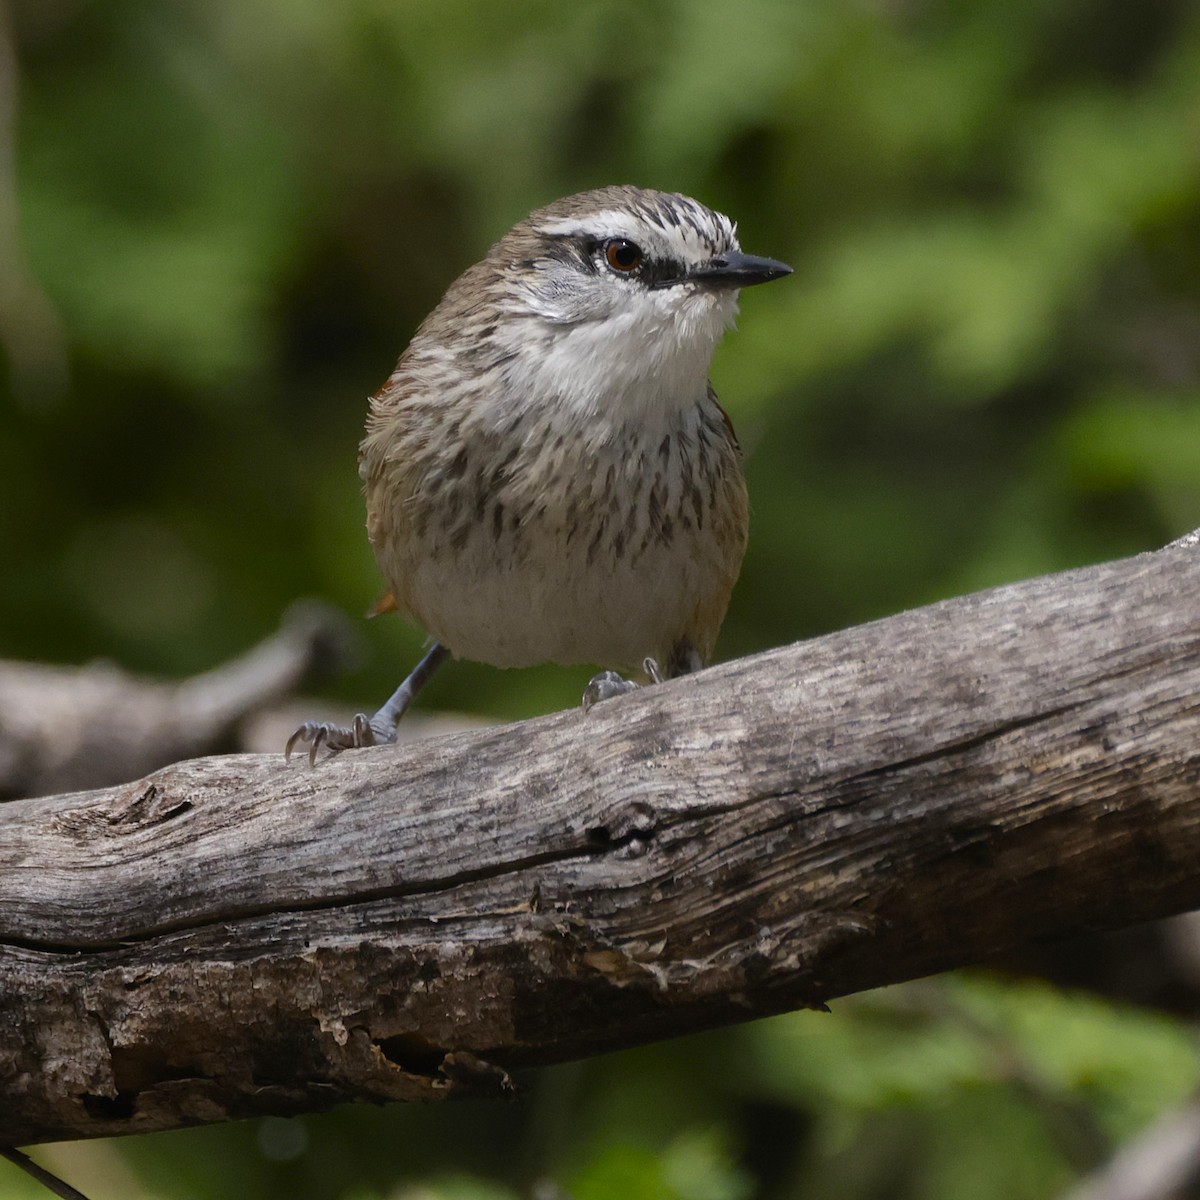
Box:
[288,185,791,762]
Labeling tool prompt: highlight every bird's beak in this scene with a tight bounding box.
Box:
[688,251,793,288]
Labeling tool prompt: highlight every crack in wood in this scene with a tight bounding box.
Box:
[0,792,804,957]
[0,838,594,954]
[843,699,1093,783]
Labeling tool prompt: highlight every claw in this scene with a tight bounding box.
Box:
[308,724,326,767]
[284,725,305,763]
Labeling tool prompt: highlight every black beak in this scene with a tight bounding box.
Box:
[688,250,793,288]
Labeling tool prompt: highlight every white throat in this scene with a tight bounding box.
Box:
[506,287,739,430]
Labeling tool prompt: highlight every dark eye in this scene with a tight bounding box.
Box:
[603,238,643,273]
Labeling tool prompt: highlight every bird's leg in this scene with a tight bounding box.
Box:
[286,642,450,765]
[581,656,666,711]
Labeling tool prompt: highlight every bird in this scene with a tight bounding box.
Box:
[287,184,791,763]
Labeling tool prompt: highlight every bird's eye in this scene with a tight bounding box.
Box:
[603,239,643,273]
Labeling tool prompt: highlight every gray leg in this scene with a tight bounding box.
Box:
[370,642,450,733]
[286,642,450,765]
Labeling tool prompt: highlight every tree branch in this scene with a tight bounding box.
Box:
[2,538,1200,1146]
[0,1146,90,1200]
[0,602,354,798]
[1060,1094,1200,1200]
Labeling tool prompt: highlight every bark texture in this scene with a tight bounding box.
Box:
[2,541,1200,1146]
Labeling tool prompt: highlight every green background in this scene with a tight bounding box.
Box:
[2,0,1199,1197]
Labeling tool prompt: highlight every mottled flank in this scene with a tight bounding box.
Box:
[358,186,771,673]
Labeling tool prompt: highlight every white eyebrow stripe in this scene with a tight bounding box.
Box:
[536,212,640,238]
[534,206,740,263]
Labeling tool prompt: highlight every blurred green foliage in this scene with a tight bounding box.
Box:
[3,0,1200,1196]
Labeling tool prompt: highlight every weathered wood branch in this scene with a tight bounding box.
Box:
[3,539,1200,1147]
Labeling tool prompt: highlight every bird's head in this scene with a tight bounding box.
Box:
[495,185,790,337]
[464,186,791,419]
[409,186,791,425]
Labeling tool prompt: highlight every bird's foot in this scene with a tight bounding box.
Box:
[581,671,636,710]
[285,713,390,766]
[285,642,451,766]
[581,658,665,712]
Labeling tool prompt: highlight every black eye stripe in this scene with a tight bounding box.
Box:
[642,257,688,288]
